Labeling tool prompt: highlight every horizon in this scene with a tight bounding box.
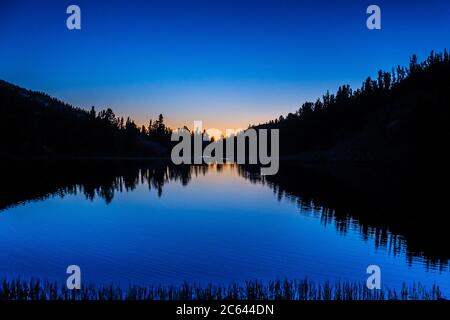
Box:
[1,0,450,130]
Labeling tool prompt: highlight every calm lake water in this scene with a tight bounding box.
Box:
[0,161,449,295]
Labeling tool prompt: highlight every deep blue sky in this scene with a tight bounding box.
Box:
[1,0,449,130]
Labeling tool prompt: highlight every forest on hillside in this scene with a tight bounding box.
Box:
[254,50,450,163]
[2,50,449,163]
[0,80,173,158]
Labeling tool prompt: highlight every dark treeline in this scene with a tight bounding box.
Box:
[2,50,450,163]
[0,80,173,157]
[254,50,450,162]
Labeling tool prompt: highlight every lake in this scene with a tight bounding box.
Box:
[0,160,449,295]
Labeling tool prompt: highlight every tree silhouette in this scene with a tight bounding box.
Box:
[0,80,174,157]
[253,50,450,163]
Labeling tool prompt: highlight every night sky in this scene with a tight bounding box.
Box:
[1,0,449,131]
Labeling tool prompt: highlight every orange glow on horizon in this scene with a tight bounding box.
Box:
[132,112,278,140]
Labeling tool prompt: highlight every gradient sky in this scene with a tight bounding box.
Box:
[1,0,449,131]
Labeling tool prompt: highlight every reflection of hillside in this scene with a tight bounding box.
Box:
[2,160,449,270]
[0,160,210,210]
[238,163,450,270]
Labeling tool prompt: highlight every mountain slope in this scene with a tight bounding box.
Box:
[255,51,450,164]
[0,80,168,158]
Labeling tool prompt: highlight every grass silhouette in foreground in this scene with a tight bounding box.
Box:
[0,278,444,300]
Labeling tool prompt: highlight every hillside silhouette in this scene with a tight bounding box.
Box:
[0,81,172,158]
[2,50,450,164]
[254,50,450,163]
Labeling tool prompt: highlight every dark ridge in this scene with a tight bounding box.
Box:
[254,50,450,164]
[0,80,173,158]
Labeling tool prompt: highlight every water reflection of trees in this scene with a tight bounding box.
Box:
[237,163,450,271]
[1,160,449,270]
[0,160,212,209]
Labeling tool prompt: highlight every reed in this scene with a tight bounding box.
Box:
[0,278,444,301]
